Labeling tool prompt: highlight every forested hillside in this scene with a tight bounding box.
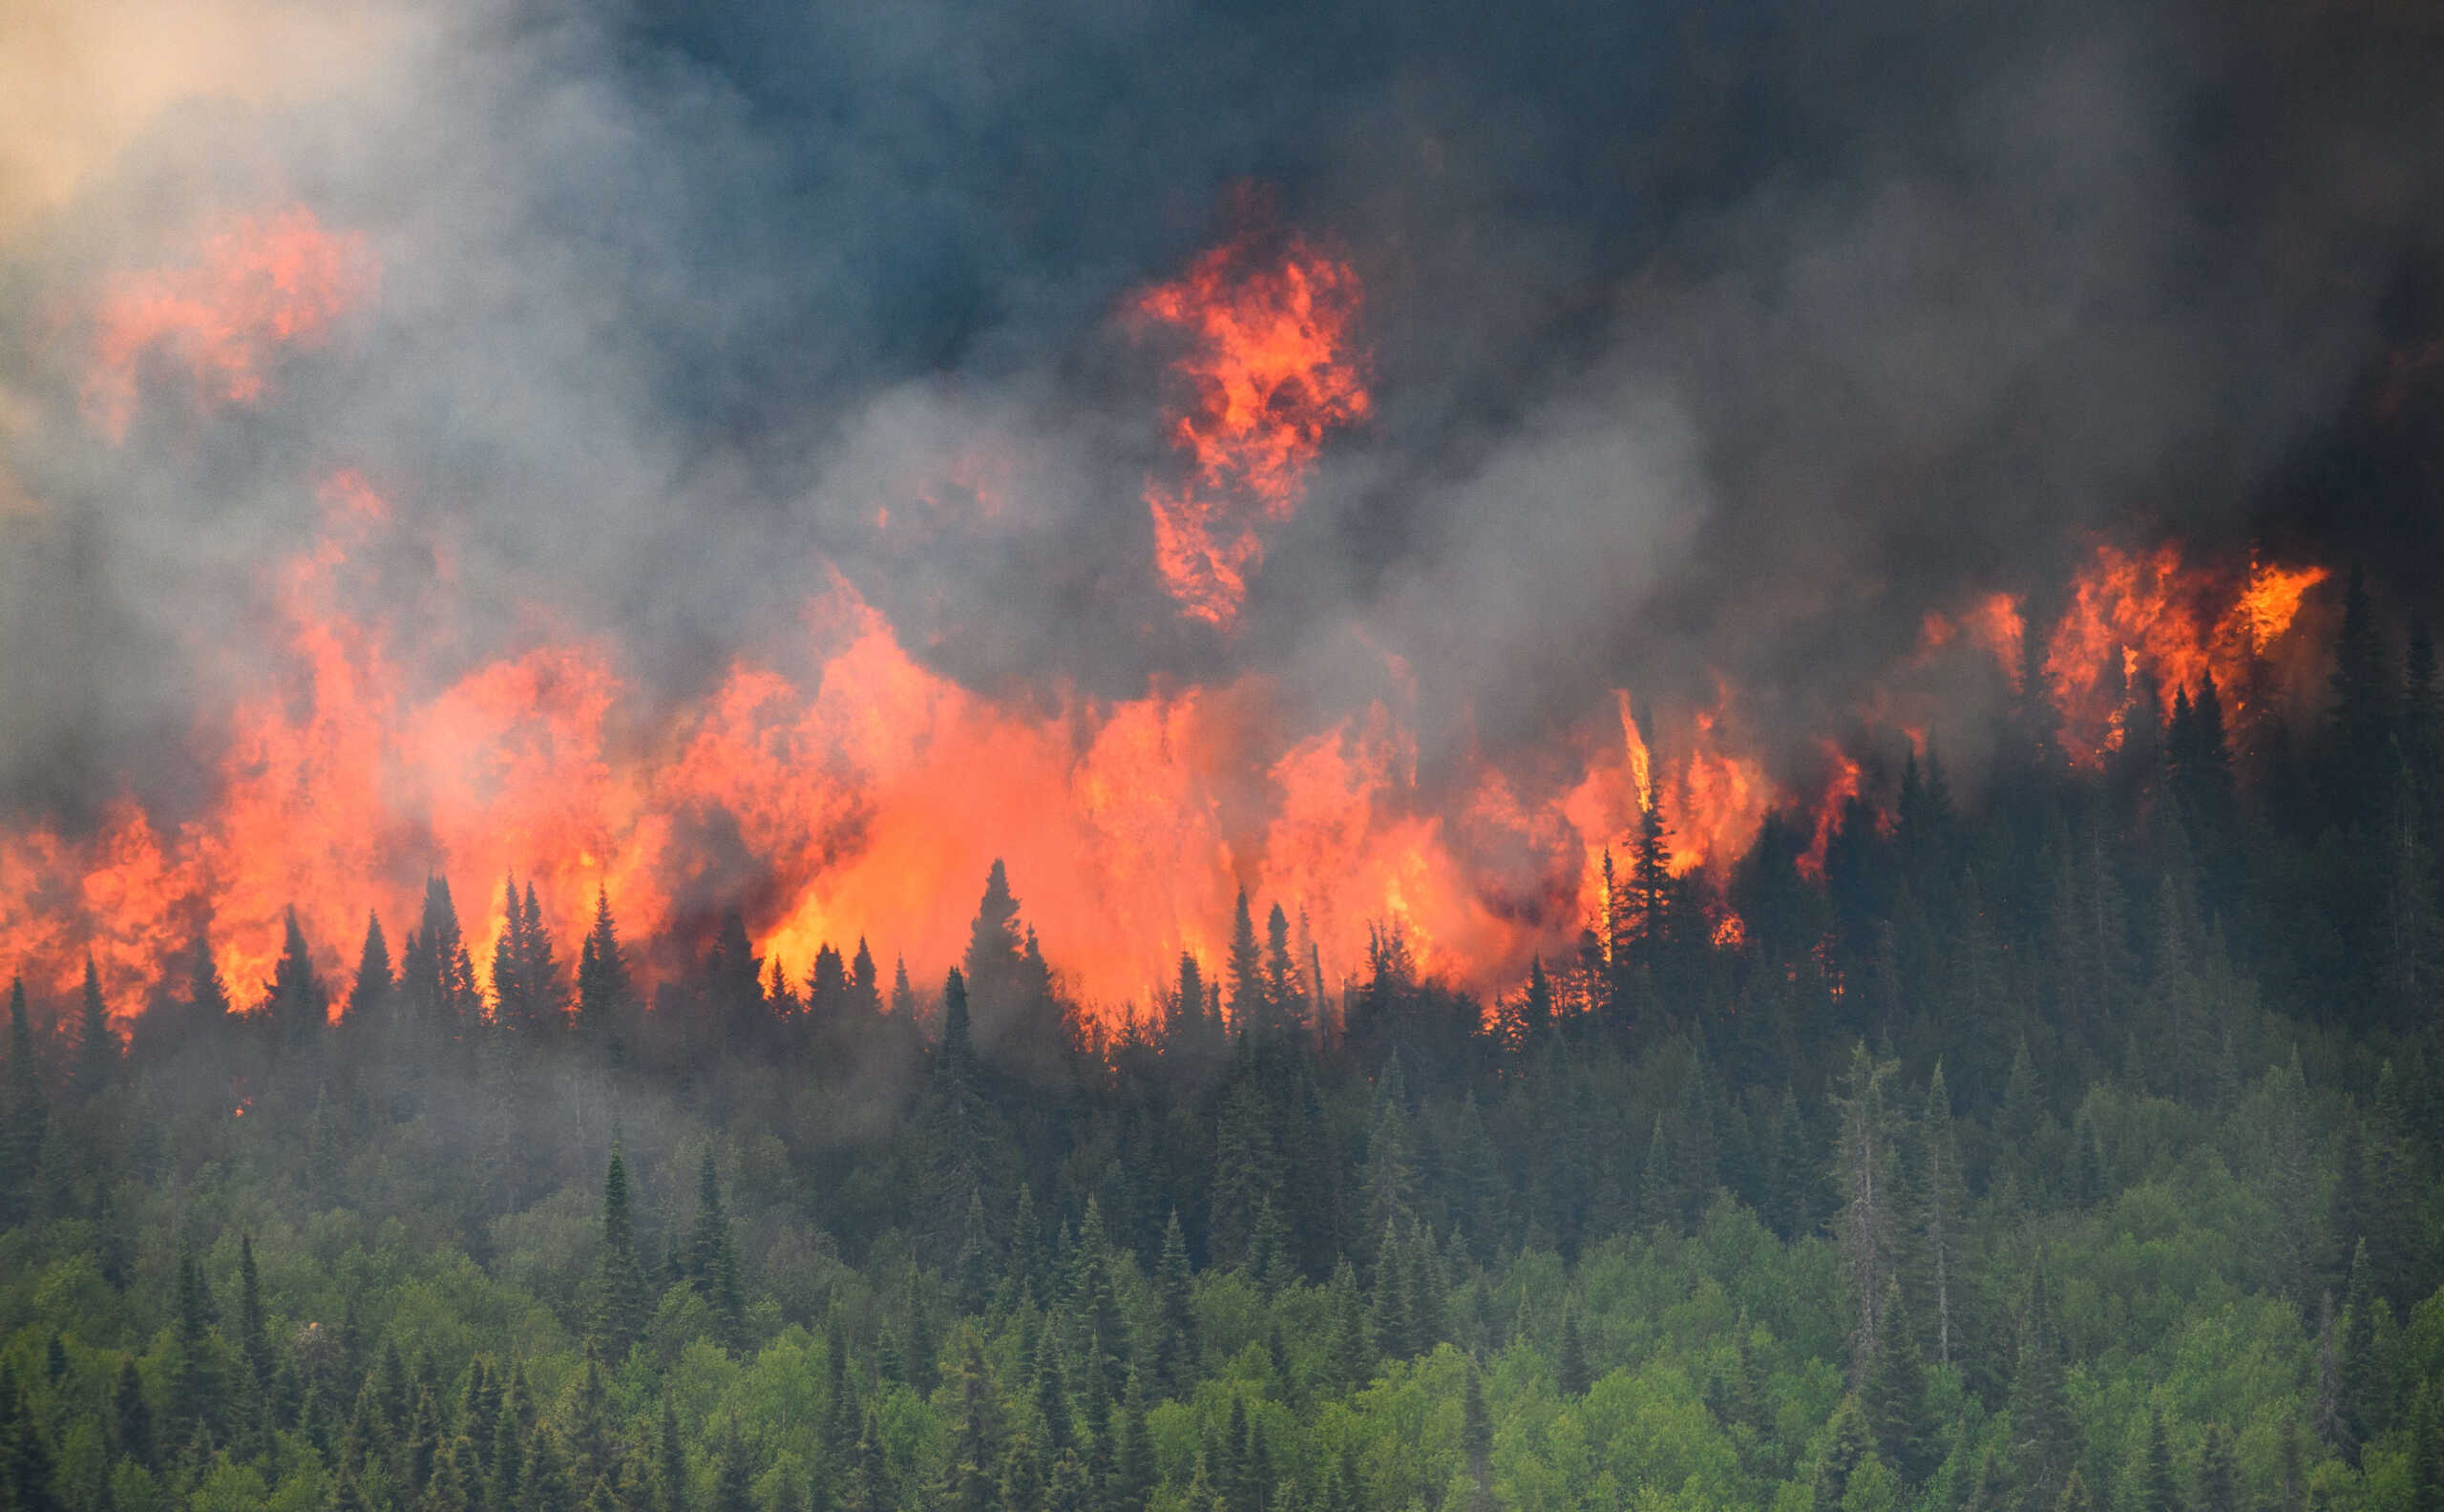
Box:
[3,578,2442,1512]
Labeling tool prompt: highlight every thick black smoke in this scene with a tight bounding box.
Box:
[1,0,2439,824]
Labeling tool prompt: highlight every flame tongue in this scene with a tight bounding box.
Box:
[1131,224,1370,626]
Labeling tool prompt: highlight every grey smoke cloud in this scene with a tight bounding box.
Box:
[0,0,2435,833]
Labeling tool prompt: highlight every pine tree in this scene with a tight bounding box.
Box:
[962,860,1028,1032]
[266,906,329,1049]
[687,1151,746,1348]
[1,979,49,1227]
[939,967,974,1075]
[1223,888,1264,1036]
[1110,1370,1154,1511]
[575,887,632,1061]
[1262,902,1303,1035]
[1915,1064,1967,1370]
[113,1356,152,1466]
[1861,1279,1933,1484]
[69,958,116,1101]
[658,1394,687,1512]
[2010,1264,2074,1509]
[2408,1381,2444,1512]
[169,1238,219,1443]
[591,1145,650,1363]
[2137,1407,2179,1512]
[1626,791,1675,977]
[999,1432,1044,1512]
[1557,1301,1589,1398]
[1155,1208,1197,1397]
[2194,1425,2238,1512]
[1461,1359,1492,1491]
[707,1426,751,1512]
[1831,1041,1902,1382]
[347,913,394,1029]
[238,1233,275,1433]
[402,875,483,1036]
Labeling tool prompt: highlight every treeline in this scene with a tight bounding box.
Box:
[0,570,2442,1510]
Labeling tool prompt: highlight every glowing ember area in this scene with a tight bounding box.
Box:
[1130,225,1370,626]
[81,206,378,441]
[2043,543,2328,766]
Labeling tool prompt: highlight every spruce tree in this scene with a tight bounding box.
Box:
[591,1146,649,1364]
[1557,1302,1589,1398]
[1861,1279,1932,1484]
[2194,1425,2238,1512]
[1155,1208,1197,1396]
[69,958,116,1102]
[1,978,47,1227]
[575,887,632,1061]
[687,1151,745,1348]
[2010,1264,2074,1509]
[113,1356,151,1466]
[2137,1407,2179,1512]
[347,913,394,1028]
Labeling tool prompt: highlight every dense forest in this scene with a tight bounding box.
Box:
[2,569,2442,1512]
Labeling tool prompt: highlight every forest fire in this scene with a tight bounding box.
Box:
[0,210,2349,1031]
[2043,544,2328,766]
[0,478,2344,1025]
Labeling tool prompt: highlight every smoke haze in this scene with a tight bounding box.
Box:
[2,0,2439,1000]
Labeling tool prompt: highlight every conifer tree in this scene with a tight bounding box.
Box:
[113,1356,151,1466]
[237,1233,275,1431]
[1262,902,1302,1034]
[2194,1425,2239,1512]
[574,887,631,1061]
[347,913,394,1029]
[657,1394,686,1512]
[68,958,116,1101]
[1225,889,1264,1034]
[1831,1041,1902,1381]
[1862,1279,1933,1484]
[939,967,974,1075]
[1626,792,1675,977]
[687,1151,745,1348]
[267,907,329,1049]
[963,860,1028,1029]
[2137,1407,2179,1512]
[2010,1264,2074,1509]
[1155,1208,1197,1396]
[1461,1359,1492,1491]
[707,1425,750,1512]
[590,1145,649,1363]
[1,979,48,1227]
[402,877,482,1038]
[1556,1301,1589,1398]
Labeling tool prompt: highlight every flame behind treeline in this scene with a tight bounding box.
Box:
[0,204,2349,1023]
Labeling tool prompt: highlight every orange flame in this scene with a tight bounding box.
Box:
[1131,224,1369,625]
[1797,742,1863,883]
[2043,542,2328,766]
[0,473,1624,1019]
[82,207,377,440]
